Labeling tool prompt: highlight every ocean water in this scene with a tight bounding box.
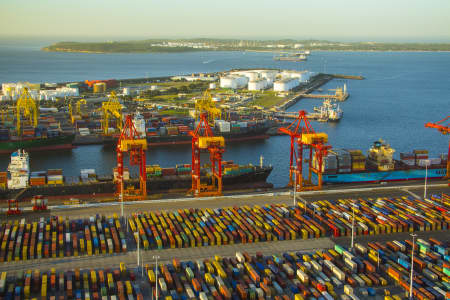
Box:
[0,40,449,187]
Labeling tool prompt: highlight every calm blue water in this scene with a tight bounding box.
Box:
[0,40,449,187]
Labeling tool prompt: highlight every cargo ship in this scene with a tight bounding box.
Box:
[0,134,75,154]
[314,139,447,184]
[1,151,273,199]
[101,115,271,147]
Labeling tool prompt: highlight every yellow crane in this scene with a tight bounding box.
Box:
[69,99,87,123]
[101,91,123,135]
[16,88,38,135]
[194,90,221,125]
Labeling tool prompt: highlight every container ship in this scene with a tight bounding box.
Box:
[1,150,273,199]
[0,112,76,154]
[100,114,271,147]
[314,139,447,184]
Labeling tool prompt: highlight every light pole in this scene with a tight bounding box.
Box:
[423,160,430,200]
[350,200,355,252]
[293,168,297,206]
[409,233,417,299]
[135,232,140,271]
[120,178,124,218]
[153,255,160,300]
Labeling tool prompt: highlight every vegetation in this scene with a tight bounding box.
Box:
[248,91,285,108]
[43,39,450,53]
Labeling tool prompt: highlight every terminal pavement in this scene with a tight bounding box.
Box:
[1,182,448,221]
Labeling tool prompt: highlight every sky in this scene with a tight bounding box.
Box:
[1,0,450,42]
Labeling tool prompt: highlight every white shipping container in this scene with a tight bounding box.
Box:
[417,159,431,167]
[310,260,322,272]
[296,269,309,283]
[332,267,346,281]
[218,121,230,133]
[429,157,441,165]
[236,252,245,263]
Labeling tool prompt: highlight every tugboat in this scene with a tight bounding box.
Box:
[314,99,343,122]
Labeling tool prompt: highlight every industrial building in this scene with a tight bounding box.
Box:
[1,82,79,101]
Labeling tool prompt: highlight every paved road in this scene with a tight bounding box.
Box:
[1,230,448,273]
[0,237,335,272]
[3,183,448,222]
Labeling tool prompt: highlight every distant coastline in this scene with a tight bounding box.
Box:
[42,39,450,54]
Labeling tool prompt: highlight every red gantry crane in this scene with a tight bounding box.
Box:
[190,113,225,197]
[425,115,449,182]
[279,110,331,192]
[116,115,147,200]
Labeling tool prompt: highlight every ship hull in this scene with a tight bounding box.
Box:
[1,166,273,199]
[321,168,446,184]
[0,135,75,154]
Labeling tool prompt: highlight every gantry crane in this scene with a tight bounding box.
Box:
[279,110,331,192]
[102,91,123,135]
[116,115,147,200]
[195,90,221,125]
[69,99,87,123]
[190,112,225,197]
[425,115,449,182]
[16,88,38,135]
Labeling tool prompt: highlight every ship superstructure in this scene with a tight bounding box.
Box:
[367,139,395,171]
[132,112,146,138]
[7,149,30,189]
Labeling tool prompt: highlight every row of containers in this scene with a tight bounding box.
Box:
[30,169,64,186]
[0,266,144,300]
[318,149,448,174]
[0,172,6,189]
[0,236,448,299]
[0,214,127,263]
[0,112,75,139]
[74,115,269,137]
[0,194,448,264]
[127,194,449,251]
[111,161,256,180]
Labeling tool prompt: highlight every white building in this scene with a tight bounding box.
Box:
[273,78,299,92]
[220,76,249,89]
[248,79,271,91]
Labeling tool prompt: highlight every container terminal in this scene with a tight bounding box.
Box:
[0,71,449,299]
[0,186,448,299]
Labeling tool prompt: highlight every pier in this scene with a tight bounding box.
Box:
[277,73,362,110]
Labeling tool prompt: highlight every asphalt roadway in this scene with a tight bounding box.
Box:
[3,181,448,221]
[0,229,447,273]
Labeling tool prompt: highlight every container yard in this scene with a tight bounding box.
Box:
[0,214,128,263]
[0,193,448,263]
[0,235,448,299]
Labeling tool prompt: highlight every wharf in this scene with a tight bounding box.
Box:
[277,73,361,110]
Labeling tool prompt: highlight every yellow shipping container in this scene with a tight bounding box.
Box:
[294,294,304,300]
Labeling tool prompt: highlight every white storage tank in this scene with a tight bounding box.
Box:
[209,83,217,89]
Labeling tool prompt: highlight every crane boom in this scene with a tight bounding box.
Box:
[425,115,449,181]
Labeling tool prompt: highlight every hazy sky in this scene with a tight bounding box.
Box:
[1,0,450,42]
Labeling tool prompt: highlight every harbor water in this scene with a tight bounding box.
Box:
[0,39,449,187]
